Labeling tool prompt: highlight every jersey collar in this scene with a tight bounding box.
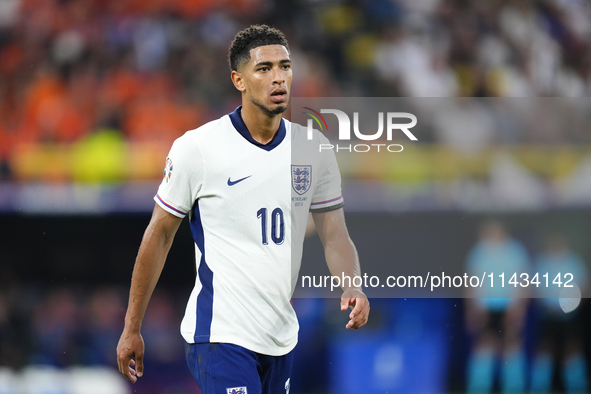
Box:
[228,106,286,151]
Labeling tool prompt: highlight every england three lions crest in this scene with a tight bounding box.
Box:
[292,165,311,195]
[226,388,247,394]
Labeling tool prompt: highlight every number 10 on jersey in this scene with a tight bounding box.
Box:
[257,207,285,245]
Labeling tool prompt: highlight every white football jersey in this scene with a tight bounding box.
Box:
[155,106,343,356]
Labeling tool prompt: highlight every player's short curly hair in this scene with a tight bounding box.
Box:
[228,25,289,71]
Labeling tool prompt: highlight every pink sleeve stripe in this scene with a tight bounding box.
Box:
[156,194,187,216]
[311,196,343,206]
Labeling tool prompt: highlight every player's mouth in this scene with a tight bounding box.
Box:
[270,88,287,103]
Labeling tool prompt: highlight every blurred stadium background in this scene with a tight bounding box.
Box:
[1,0,591,393]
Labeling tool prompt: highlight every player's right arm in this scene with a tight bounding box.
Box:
[116,204,183,383]
[312,208,369,330]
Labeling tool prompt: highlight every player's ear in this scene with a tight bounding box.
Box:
[231,70,246,92]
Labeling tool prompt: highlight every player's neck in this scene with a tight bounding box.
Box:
[240,103,282,145]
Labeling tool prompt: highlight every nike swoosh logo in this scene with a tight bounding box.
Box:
[227,175,252,186]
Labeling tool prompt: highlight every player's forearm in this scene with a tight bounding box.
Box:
[123,221,175,331]
[313,209,362,291]
[324,236,362,291]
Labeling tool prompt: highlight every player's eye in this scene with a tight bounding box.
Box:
[282,64,291,70]
[259,67,269,72]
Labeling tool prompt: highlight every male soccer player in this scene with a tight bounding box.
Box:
[116,25,369,393]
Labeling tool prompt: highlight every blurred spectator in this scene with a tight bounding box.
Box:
[431,99,495,155]
[373,23,458,97]
[30,287,82,366]
[464,219,530,394]
[82,287,125,366]
[0,266,35,369]
[530,234,588,394]
[141,290,181,367]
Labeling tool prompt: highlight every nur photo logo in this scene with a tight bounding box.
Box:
[303,106,418,153]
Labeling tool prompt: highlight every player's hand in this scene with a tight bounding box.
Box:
[116,330,145,383]
[340,288,370,329]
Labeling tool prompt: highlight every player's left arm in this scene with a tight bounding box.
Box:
[312,207,369,329]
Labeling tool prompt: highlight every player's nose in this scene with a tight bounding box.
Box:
[271,67,285,84]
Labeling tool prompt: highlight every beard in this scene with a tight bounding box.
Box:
[250,96,288,117]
